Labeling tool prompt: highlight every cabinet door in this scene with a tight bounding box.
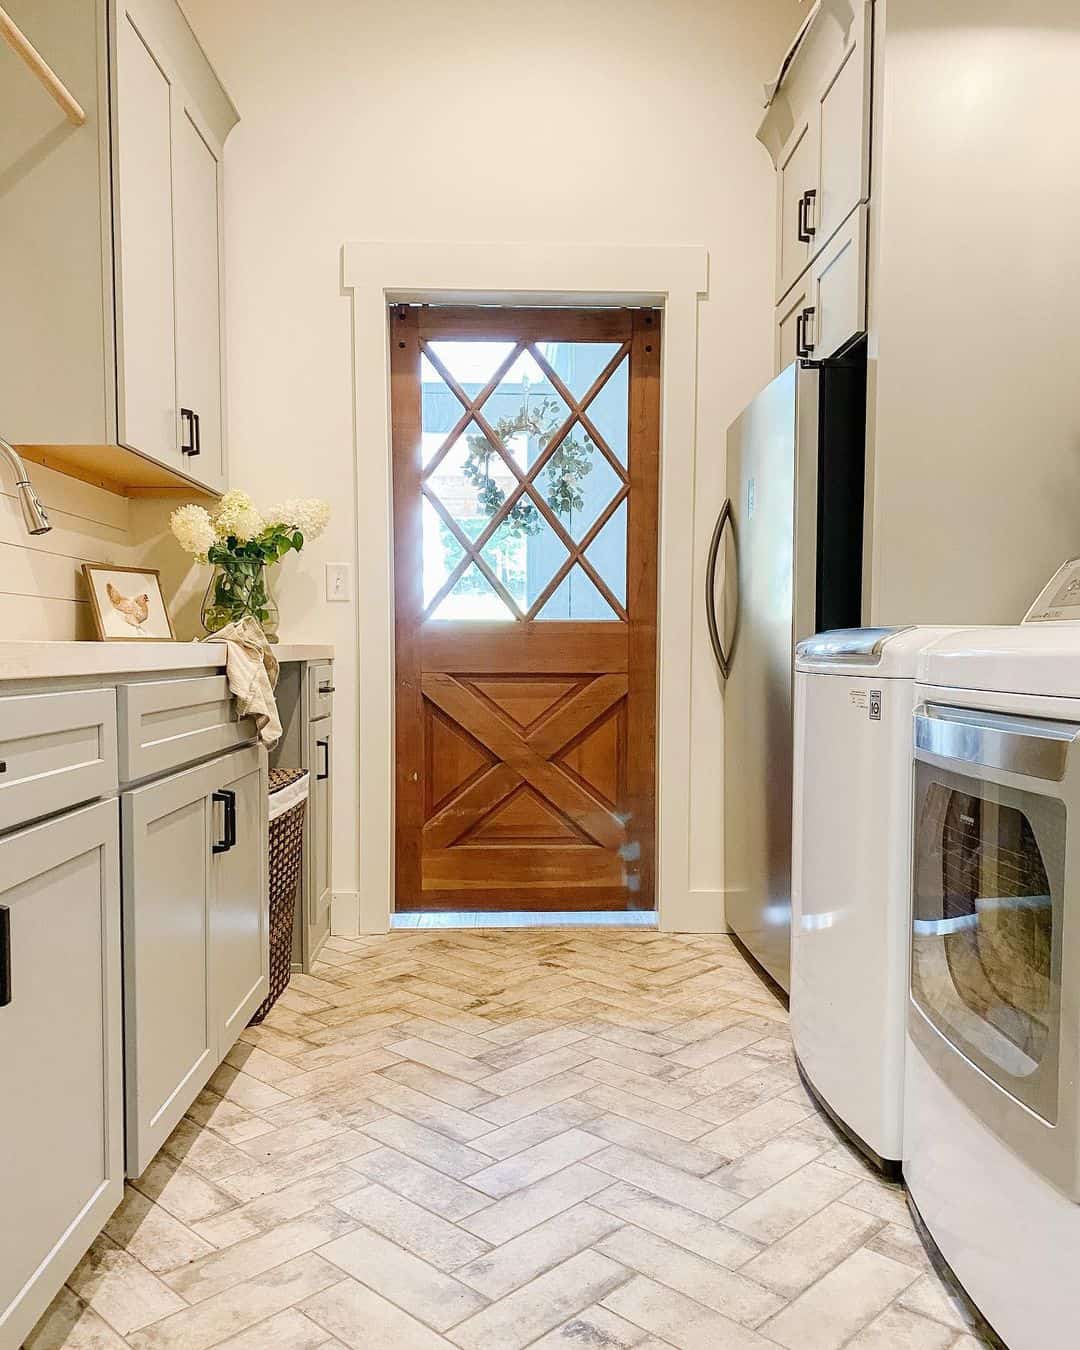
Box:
[113,5,180,469]
[174,97,226,491]
[122,757,217,1177]
[776,276,811,374]
[815,3,873,252]
[809,204,868,362]
[210,749,268,1054]
[307,718,332,960]
[775,118,818,304]
[0,801,123,1349]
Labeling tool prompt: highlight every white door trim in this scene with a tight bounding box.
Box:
[340,240,709,933]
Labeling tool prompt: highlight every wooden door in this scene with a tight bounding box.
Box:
[392,306,660,911]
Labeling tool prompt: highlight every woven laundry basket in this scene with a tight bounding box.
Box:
[248,767,308,1025]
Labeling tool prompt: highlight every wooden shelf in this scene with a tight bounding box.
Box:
[16,443,220,500]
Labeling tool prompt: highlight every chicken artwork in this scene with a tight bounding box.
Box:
[106,581,150,631]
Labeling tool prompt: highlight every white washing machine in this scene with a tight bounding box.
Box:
[792,626,962,1173]
[906,626,1080,1349]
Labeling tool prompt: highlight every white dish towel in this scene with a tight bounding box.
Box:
[204,616,282,748]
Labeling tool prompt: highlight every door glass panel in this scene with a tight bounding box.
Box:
[537,341,622,404]
[422,496,466,608]
[429,562,514,622]
[480,351,572,471]
[480,510,569,615]
[426,340,515,392]
[584,499,627,607]
[581,355,629,466]
[421,354,466,467]
[546,429,623,543]
[911,769,1064,1122]
[425,423,520,541]
[538,563,619,621]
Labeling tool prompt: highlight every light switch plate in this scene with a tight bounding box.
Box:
[325,563,351,602]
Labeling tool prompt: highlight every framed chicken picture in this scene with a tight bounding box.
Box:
[82,564,176,641]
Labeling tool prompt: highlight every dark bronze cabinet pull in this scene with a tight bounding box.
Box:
[317,739,330,780]
[180,407,201,456]
[1,906,11,1008]
[212,789,236,853]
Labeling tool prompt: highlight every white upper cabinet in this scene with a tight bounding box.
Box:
[0,0,235,494]
[759,0,874,362]
[113,0,231,492]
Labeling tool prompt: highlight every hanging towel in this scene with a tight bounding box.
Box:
[204,616,282,748]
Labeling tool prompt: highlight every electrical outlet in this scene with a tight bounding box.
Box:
[325,563,351,602]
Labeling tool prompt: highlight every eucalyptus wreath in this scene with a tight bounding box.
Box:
[463,388,595,537]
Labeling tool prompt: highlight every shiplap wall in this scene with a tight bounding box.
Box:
[0,466,135,640]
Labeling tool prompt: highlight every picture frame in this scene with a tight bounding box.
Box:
[81,563,177,642]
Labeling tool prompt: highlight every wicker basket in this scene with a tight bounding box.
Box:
[248,767,308,1025]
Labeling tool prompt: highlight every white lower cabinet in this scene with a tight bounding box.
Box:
[307,717,332,961]
[122,744,267,1177]
[0,800,123,1350]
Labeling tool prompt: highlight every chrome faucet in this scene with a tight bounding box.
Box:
[0,434,51,535]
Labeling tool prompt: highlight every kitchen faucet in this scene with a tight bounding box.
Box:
[0,433,51,535]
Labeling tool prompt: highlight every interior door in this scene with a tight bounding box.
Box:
[391,306,660,911]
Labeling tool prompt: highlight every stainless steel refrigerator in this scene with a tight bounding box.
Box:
[706,347,866,992]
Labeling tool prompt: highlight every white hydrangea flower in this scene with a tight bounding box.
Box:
[169,503,216,560]
[213,490,264,543]
[264,497,330,542]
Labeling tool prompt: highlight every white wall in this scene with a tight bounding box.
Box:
[866,0,1080,626]
[176,0,803,922]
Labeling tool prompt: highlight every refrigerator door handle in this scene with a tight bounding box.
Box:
[705,497,735,679]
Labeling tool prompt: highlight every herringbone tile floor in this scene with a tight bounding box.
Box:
[28,930,990,1349]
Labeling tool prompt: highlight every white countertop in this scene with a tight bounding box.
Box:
[0,640,334,682]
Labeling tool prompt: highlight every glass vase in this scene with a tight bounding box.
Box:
[201,561,280,643]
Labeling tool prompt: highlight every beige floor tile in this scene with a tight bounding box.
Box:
[843,1178,915,1227]
[665,1025,771,1069]
[475,1049,594,1098]
[467,1129,605,1197]
[277,1051,403,1099]
[346,1145,494,1219]
[581,1112,729,1177]
[361,1114,494,1178]
[207,1064,292,1111]
[595,1224,783,1327]
[377,1061,496,1109]
[387,1037,492,1083]
[159,1118,255,1181]
[478,1026,589,1070]
[217,1130,380,1203]
[529,1303,651,1348]
[741,1198,883,1297]
[761,1247,919,1350]
[586,1146,743,1220]
[23,1286,129,1349]
[317,1224,488,1331]
[214,1306,339,1348]
[368,1082,497,1142]
[231,1115,350,1163]
[455,1203,622,1299]
[468,1101,602,1160]
[724,1162,858,1244]
[472,1071,594,1125]
[193,1165,370,1248]
[711,1135,825,1198]
[863,1220,936,1273]
[592,1182,761,1269]
[695,1096,816,1161]
[103,1185,216,1274]
[223,1041,303,1085]
[601,1274,776,1349]
[847,1302,959,1349]
[161,1206,357,1304]
[66,1235,187,1334]
[333,1182,491,1271]
[301,1278,453,1349]
[446,1250,628,1350]
[577,1056,706,1111]
[898,1273,978,1332]
[130,1155,239,1226]
[580,1085,714,1142]
[459,1163,611,1244]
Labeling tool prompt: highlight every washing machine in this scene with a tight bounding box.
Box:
[792,626,962,1173]
[906,625,1080,1349]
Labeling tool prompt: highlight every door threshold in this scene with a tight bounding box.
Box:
[392,910,658,930]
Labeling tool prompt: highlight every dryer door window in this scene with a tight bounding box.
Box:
[912,766,1064,1124]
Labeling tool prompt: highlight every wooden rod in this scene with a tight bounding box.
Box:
[0,6,86,126]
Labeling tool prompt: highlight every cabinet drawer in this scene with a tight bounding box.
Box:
[0,689,118,833]
[307,662,335,720]
[118,675,255,783]
[774,204,868,370]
